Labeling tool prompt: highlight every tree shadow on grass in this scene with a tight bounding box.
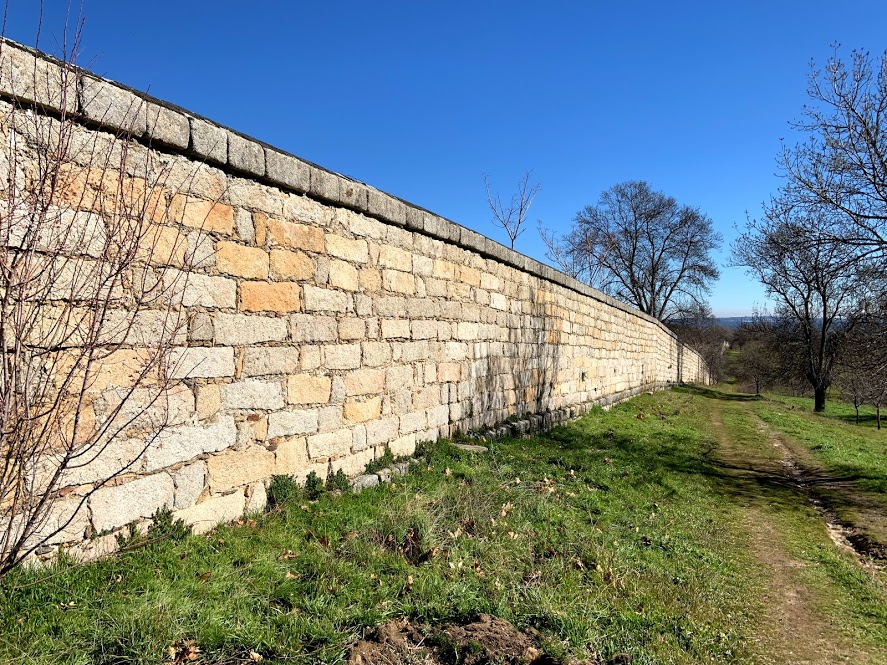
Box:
[673,385,762,402]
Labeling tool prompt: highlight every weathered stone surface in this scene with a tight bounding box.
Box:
[172,462,206,509]
[266,219,324,252]
[167,270,237,309]
[344,397,382,423]
[246,481,267,513]
[228,132,265,176]
[326,235,368,263]
[90,473,175,533]
[174,491,244,535]
[240,281,301,313]
[79,76,147,135]
[286,374,332,404]
[303,285,349,313]
[267,410,319,439]
[270,249,314,280]
[190,117,228,164]
[344,368,385,396]
[206,445,275,492]
[146,103,190,149]
[289,314,338,342]
[242,347,300,377]
[168,346,235,379]
[324,344,361,370]
[236,208,255,243]
[265,149,310,192]
[145,417,237,472]
[366,417,400,447]
[307,430,352,458]
[216,242,269,279]
[351,474,379,492]
[186,230,216,269]
[274,436,309,475]
[328,260,359,290]
[331,447,375,477]
[0,43,77,112]
[221,380,284,411]
[213,313,288,345]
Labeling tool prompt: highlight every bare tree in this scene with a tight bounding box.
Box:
[778,45,887,261]
[483,171,540,249]
[0,27,203,574]
[537,220,606,287]
[555,181,720,321]
[733,206,871,411]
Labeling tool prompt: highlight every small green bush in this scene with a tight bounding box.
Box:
[326,469,350,493]
[267,474,300,509]
[304,470,324,500]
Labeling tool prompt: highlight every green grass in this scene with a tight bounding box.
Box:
[0,390,768,665]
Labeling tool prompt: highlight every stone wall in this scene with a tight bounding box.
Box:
[0,40,707,559]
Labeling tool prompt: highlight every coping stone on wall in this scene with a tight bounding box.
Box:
[0,37,680,342]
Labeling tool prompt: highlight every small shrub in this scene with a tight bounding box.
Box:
[305,471,324,500]
[148,507,191,542]
[326,469,350,493]
[267,475,301,510]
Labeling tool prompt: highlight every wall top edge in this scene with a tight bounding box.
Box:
[0,37,676,338]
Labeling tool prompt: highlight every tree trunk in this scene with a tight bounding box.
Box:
[814,386,827,412]
[878,404,881,430]
[855,404,860,424]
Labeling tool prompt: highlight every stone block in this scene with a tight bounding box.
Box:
[325,235,369,263]
[274,436,309,475]
[235,208,255,243]
[145,103,190,149]
[351,474,379,492]
[362,341,392,367]
[221,379,284,411]
[242,347,300,377]
[379,245,413,271]
[265,149,310,192]
[332,448,375,477]
[246,481,268,514]
[186,230,216,269]
[240,281,301,313]
[344,397,382,423]
[400,411,427,434]
[90,472,175,533]
[270,249,315,281]
[79,76,147,136]
[145,417,237,471]
[190,117,228,164]
[189,312,214,342]
[411,320,439,340]
[388,434,417,458]
[303,285,349,313]
[196,384,221,420]
[169,346,235,379]
[267,410,319,439]
[213,313,288,345]
[289,314,338,342]
[166,270,236,309]
[307,430,351,458]
[383,270,415,294]
[0,43,77,112]
[172,196,235,234]
[58,436,145,487]
[174,491,245,535]
[328,260,359,291]
[206,445,275,493]
[344,368,385,396]
[338,318,366,340]
[172,462,206,509]
[308,166,340,201]
[287,374,332,404]
[365,417,400,447]
[324,344,361,370]
[266,219,324,253]
[228,132,265,176]
[317,405,344,432]
[216,242,269,279]
[338,179,368,210]
[381,319,410,339]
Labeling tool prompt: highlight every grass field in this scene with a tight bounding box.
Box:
[0,388,884,664]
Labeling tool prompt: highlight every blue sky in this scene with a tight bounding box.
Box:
[6,1,887,316]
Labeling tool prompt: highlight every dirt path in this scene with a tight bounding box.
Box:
[708,402,867,665]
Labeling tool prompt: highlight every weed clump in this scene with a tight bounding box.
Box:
[267,474,301,509]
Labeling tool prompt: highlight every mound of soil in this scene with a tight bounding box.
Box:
[347,614,562,665]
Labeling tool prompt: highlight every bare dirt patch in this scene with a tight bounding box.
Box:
[347,614,566,665]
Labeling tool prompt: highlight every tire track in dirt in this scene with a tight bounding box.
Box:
[708,403,865,665]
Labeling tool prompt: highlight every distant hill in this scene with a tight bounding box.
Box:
[714,317,755,329]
